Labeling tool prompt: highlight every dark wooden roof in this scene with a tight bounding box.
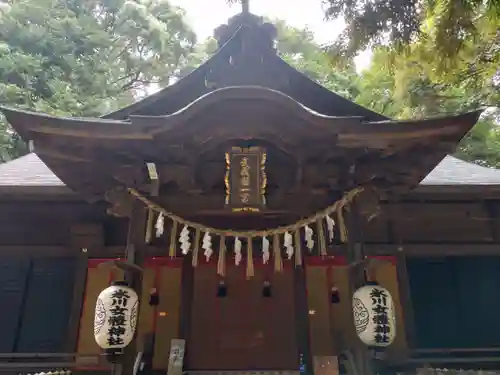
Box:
[104,12,386,122]
[0,86,482,201]
[0,12,485,213]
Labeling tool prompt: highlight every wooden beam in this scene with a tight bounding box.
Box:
[120,203,148,375]
[65,248,89,352]
[343,202,375,375]
[155,192,331,220]
[385,201,415,355]
[407,356,500,364]
[294,261,313,374]
[328,243,500,257]
[415,347,500,354]
[67,222,103,352]
[0,246,125,257]
[394,248,416,351]
[0,185,76,197]
[394,244,500,257]
[34,145,92,162]
[1,243,498,259]
[0,362,81,369]
[179,253,194,341]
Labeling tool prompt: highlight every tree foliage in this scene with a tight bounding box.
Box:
[269,18,499,170]
[353,7,499,167]
[0,0,196,161]
[273,20,360,100]
[324,0,500,64]
[357,44,500,167]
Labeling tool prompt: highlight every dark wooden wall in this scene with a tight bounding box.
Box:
[362,198,497,245]
[1,192,500,367]
[0,197,126,356]
[408,256,500,349]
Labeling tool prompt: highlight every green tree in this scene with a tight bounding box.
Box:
[273,20,359,100]
[323,0,500,63]
[356,40,500,167]
[0,0,196,161]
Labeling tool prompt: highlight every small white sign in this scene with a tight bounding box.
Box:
[167,339,186,375]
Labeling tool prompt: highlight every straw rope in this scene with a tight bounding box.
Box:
[127,187,364,239]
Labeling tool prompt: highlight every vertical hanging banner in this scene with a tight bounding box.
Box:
[225,146,267,212]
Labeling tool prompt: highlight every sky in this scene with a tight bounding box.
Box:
[168,0,372,71]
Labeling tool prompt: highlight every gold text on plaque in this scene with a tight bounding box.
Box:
[225,147,266,212]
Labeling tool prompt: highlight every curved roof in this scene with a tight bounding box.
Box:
[0,12,488,200]
[103,13,386,122]
[0,87,482,199]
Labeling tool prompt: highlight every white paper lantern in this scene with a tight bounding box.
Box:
[94,282,139,350]
[352,283,396,347]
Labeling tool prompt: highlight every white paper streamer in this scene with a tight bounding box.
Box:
[304,225,314,251]
[155,213,164,238]
[234,237,242,266]
[202,231,213,261]
[326,215,335,242]
[179,225,191,255]
[262,236,270,264]
[284,232,294,260]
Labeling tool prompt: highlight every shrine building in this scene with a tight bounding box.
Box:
[0,8,500,375]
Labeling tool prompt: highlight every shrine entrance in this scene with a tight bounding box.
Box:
[186,264,299,371]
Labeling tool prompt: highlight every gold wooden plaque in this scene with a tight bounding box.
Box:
[225,146,267,212]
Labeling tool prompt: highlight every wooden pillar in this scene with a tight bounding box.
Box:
[388,200,417,352]
[395,248,416,351]
[65,223,103,351]
[344,203,375,375]
[65,251,88,351]
[179,253,194,340]
[294,263,313,375]
[120,203,148,375]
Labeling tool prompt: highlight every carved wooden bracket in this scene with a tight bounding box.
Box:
[105,187,135,218]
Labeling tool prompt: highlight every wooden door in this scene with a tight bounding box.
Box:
[186,264,298,370]
[17,256,77,352]
[0,257,30,352]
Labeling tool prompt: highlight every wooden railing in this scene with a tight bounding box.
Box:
[401,347,500,375]
[0,353,103,373]
[409,348,500,365]
[2,350,500,374]
[416,370,500,375]
[22,371,72,375]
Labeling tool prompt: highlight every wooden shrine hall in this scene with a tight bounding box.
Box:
[1,7,500,375]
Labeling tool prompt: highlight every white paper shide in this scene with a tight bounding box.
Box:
[352,284,396,347]
[94,283,139,350]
